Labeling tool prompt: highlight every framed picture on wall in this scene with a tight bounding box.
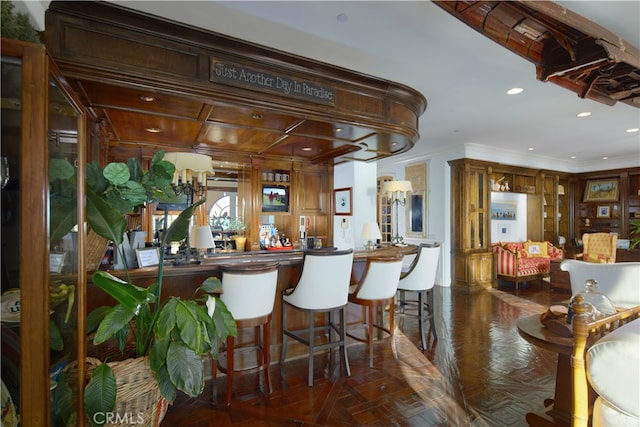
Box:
[408,193,424,234]
[597,205,610,218]
[584,179,619,202]
[405,162,427,238]
[334,187,352,215]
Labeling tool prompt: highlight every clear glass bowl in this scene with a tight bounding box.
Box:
[569,279,616,321]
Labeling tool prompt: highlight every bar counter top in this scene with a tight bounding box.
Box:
[109,244,418,281]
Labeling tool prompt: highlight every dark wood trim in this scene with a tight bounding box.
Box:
[17,39,51,427]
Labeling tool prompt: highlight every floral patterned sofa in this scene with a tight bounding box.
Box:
[492,241,564,290]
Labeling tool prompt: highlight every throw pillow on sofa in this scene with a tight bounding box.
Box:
[524,241,549,258]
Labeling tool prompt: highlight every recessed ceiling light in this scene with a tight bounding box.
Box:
[602,156,609,160]
[528,147,534,151]
[506,87,523,95]
[252,113,263,120]
[335,127,343,132]
[145,127,161,133]
[302,147,312,151]
[570,156,577,159]
[577,112,591,117]
[139,95,156,102]
[336,13,348,23]
[626,128,639,133]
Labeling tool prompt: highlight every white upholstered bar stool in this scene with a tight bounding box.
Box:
[213,263,279,406]
[396,243,441,349]
[280,249,354,387]
[347,255,404,368]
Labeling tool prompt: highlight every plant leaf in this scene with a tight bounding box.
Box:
[86,161,108,194]
[175,300,204,354]
[118,180,148,207]
[166,341,204,398]
[86,306,113,334]
[50,370,74,426]
[49,195,77,247]
[93,304,135,345]
[103,162,130,186]
[127,157,144,184]
[162,198,205,245]
[84,363,116,427]
[155,298,177,340]
[153,363,177,403]
[213,298,237,340]
[50,158,76,181]
[92,271,150,310]
[87,188,127,246]
[149,336,170,372]
[197,277,222,294]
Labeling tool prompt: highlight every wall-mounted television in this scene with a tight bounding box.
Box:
[155,189,192,211]
[262,184,289,212]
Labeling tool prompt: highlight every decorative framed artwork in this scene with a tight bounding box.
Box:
[491,201,517,220]
[408,193,424,234]
[405,162,427,237]
[597,205,610,218]
[584,179,619,202]
[334,187,352,215]
[135,247,160,267]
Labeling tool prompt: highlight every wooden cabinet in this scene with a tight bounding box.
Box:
[540,172,570,247]
[1,39,88,426]
[558,177,570,247]
[449,159,493,290]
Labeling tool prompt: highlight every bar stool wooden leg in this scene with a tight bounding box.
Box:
[225,335,235,406]
[367,304,375,368]
[339,306,350,377]
[262,319,272,394]
[308,311,315,387]
[280,304,288,364]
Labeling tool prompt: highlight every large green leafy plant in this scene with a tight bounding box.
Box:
[50,152,236,425]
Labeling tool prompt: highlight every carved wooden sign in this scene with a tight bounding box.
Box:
[210,60,335,105]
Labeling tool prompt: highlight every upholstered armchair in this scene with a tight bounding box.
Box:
[575,233,617,263]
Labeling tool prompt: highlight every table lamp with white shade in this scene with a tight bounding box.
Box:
[361,222,382,251]
[190,225,216,261]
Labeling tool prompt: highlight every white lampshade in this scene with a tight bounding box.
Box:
[361,222,382,240]
[164,152,215,186]
[382,180,413,195]
[190,225,215,249]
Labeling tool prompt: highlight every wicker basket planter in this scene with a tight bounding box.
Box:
[86,357,168,427]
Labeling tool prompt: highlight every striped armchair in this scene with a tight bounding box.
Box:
[492,241,564,290]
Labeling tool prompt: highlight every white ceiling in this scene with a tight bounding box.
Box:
[19,0,640,172]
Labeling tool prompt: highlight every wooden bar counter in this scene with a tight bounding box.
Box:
[87,245,417,364]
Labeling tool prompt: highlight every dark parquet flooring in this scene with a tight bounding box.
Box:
[163,282,569,426]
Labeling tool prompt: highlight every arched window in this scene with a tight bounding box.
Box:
[209,193,238,230]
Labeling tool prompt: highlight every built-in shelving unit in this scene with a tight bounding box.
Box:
[572,169,640,241]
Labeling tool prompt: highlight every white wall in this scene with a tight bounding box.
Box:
[376,145,465,287]
[333,162,378,250]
